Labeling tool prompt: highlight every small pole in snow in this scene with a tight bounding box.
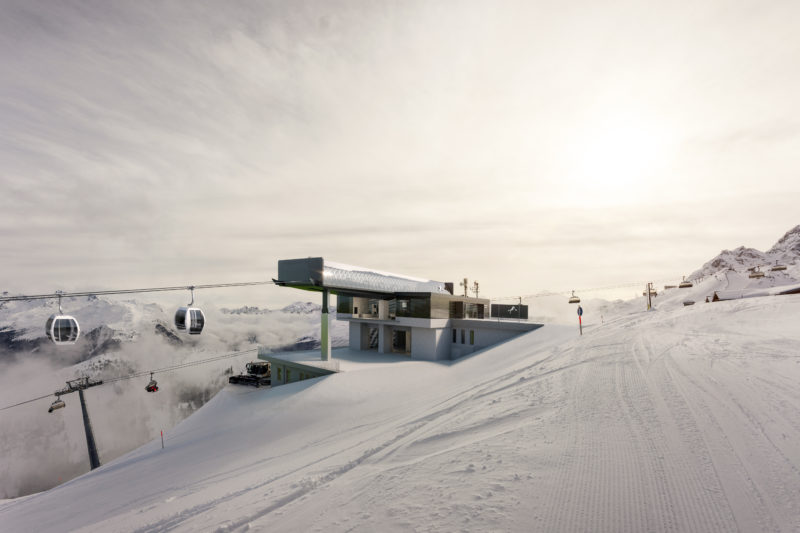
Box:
[577,305,583,336]
[161,430,164,449]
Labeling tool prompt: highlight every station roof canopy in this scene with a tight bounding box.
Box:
[275,257,449,298]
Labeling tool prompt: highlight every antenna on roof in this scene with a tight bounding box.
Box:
[459,278,469,297]
[471,281,480,298]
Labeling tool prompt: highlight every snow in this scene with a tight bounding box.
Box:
[2,292,800,532]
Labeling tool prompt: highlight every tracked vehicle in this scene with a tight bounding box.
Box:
[228,361,271,387]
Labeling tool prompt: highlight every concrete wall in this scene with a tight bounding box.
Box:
[340,317,541,361]
[447,321,540,359]
[411,327,449,361]
[349,321,364,350]
[264,358,333,386]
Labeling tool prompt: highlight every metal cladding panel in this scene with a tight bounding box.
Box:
[278,257,449,295]
[278,258,325,288]
[322,262,449,295]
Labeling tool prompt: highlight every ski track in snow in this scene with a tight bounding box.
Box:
[2,297,800,532]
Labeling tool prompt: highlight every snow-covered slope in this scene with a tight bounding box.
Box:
[3,294,799,532]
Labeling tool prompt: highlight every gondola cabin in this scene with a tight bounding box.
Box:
[175,307,205,335]
[45,314,80,345]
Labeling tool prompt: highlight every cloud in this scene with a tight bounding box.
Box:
[0,296,341,498]
[1,0,799,302]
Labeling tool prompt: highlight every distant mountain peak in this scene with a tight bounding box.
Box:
[690,224,799,279]
[768,224,800,255]
[219,306,270,315]
[281,302,321,314]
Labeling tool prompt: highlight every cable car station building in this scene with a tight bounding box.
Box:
[272,257,539,363]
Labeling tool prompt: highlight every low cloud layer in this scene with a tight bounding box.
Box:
[0,297,340,498]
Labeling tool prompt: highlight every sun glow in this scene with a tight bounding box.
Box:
[559,110,676,205]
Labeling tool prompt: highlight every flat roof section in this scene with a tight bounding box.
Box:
[276,257,449,297]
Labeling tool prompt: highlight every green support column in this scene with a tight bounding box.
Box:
[321,288,331,361]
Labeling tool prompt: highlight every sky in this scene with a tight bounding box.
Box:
[1,0,799,308]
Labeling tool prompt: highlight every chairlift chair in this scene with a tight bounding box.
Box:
[678,277,693,289]
[145,372,158,393]
[749,267,765,279]
[568,290,581,304]
[48,397,66,413]
[175,287,205,335]
[770,261,787,271]
[46,292,80,345]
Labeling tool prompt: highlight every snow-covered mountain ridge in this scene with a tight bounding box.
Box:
[219,302,321,315]
[690,224,800,280]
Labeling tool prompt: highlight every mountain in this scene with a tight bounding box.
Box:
[281,302,322,314]
[219,306,271,315]
[689,224,800,281]
[768,224,800,259]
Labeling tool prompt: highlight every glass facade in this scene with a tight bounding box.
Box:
[337,295,353,314]
[395,295,431,318]
[340,292,487,321]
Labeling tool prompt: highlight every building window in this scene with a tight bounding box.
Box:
[461,329,465,344]
[452,328,457,343]
[470,330,475,345]
[395,296,431,318]
[337,295,353,314]
[286,369,291,382]
[450,301,464,319]
[277,367,282,382]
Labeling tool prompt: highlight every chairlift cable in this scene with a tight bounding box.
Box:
[0,393,55,411]
[103,348,258,384]
[0,348,258,411]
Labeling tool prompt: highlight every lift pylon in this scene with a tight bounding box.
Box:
[50,376,104,470]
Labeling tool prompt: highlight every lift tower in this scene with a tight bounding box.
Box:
[52,377,104,470]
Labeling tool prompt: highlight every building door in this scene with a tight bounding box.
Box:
[392,329,410,354]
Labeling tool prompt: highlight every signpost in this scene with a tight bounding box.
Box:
[577,305,583,336]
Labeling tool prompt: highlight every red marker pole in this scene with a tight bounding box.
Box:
[577,305,583,336]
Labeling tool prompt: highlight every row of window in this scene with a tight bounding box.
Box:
[337,295,486,320]
[452,328,475,345]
